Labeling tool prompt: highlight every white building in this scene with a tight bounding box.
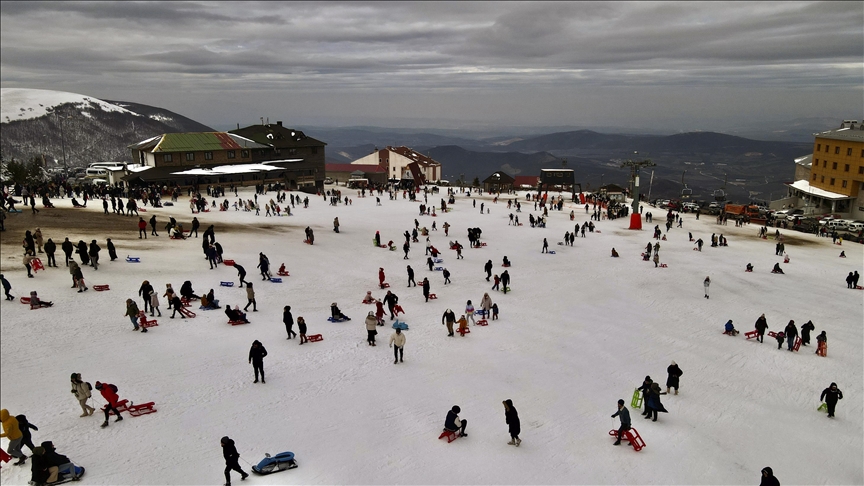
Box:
[350,146,442,184]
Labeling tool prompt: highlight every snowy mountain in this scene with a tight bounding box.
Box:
[0,88,213,168]
[0,187,861,485]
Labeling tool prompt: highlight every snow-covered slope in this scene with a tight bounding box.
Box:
[1,88,135,123]
[0,189,861,485]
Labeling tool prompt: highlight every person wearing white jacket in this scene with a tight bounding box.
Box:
[365,312,379,346]
[479,293,492,317]
[149,290,161,317]
[389,328,406,364]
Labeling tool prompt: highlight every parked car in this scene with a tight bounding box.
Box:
[827,219,848,230]
[846,220,864,232]
[785,209,805,221]
[818,215,839,226]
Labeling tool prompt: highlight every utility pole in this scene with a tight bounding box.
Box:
[621,158,655,230]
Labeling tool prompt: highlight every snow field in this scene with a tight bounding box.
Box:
[0,189,862,485]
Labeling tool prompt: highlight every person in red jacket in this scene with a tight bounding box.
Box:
[137,218,147,239]
[378,267,386,288]
[95,382,123,428]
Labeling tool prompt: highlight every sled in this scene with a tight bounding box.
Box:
[502,263,511,267]
[439,429,462,443]
[476,319,488,326]
[269,277,283,283]
[31,258,45,272]
[126,401,157,416]
[393,305,405,317]
[481,242,487,247]
[180,297,195,307]
[220,281,234,287]
[0,448,9,468]
[380,282,391,288]
[767,331,778,338]
[433,266,444,271]
[252,452,298,475]
[458,327,470,336]
[817,402,828,412]
[229,319,248,326]
[783,256,790,263]
[608,428,645,451]
[392,320,409,330]
[126,256,141,263]
[278,270,290,276]
[856,285,863,290]
[93,284,110,291]
[817,341,827,357]
[631,388,643,408]
[327,316,347,323]
[223,259,235,266]
[138,312,158,329]
[177,307,196,318]
[303,239,312,245]
[138,208,147,212]
[548,251,556,255]
[19,297,31,305]
[745,269,753,272]
[722,329,739,336]
[793,337,802,352]
[428,293,437,300]
[433,258,444,263]
[307,334,323,342]
[744,330,760,340]
[661,235,667,241]
[659,264,668,268]
[44,463,85,484]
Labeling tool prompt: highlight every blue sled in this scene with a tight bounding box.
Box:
[433,258,444,263]
[252,451,297,475]
[220,281,234,287]
[126,256,141,263]
[434,266,443,271]
[392,320,409,330]
[327,316,348,322]
[269,277,282,283]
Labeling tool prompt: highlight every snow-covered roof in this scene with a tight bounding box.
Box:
[170,163,281,176]
[787,180,853,200]
[1,88,136,123]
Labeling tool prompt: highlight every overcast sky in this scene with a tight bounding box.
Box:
[1,1,861,131]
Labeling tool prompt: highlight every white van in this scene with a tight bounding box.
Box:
[85,167,108,178]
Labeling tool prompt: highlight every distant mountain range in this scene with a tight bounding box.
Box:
[1,88,824,203]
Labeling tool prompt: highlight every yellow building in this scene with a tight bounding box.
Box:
[783,120,864,219]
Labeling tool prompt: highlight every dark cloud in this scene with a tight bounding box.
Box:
[1,1,860,130]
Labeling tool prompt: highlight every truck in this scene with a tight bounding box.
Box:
[724,203,766,224]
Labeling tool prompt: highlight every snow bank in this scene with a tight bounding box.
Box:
[1,88,137,123]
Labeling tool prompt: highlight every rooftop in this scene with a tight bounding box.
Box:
[387,146,441,167]
[129,132,269,153]
[814,120,864,143]
[231,123,326,149]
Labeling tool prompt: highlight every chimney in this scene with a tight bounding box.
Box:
[237,123,240,130]
[277,121,282,127]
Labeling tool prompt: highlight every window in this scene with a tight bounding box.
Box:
[825,145,830,153]
[832,162,838,170]
[821,176,825,183]
[848,148,853,156]
[823,160,827,168]
[842,180,848,188]
[817,144,821,151]
[227,151,236,159]
[835,146,840,154]
[288,148,297,155]
[204,152,213,160]
[830,178,835,186]
[845,164,850,172]
[859,166,864,175]
[312,147,318,154]
[241,150,250,158]
[185,152,195,162]
[861,149,864,157]
[812,173,817,180]
[163,154,173,163]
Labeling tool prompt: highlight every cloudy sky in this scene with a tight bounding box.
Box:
[1,1,861,131]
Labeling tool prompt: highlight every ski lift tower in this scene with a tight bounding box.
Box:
[621,157,655,230]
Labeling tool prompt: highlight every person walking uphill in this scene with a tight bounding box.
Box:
[760,467,780,486]
[243,282,257,312]
[137,217,147,239]
[820,382,843,418]
[666,361,683,394]
[442,308,456,337]
[125,298,145,332]
[95,381,123,427]
[389,328,406,363]
[611,399,631,446]
[0,409,26,465]
[365,311,379,346]
[503,399,521,446]
[249,340,267,383]
[70,373,96,417]
[283,306,296,339]
[703,276,710,299]
[485,260,493,281]
[755,314,768,343]
[220,437,249,486]
[784,320,798,351]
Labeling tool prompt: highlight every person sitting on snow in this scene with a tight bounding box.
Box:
[29,291,53,308]
[362,291,375,304]
[611,248,619,258]
[746,263,754,272]
[225,305,249,323]
[771,263,784,274]
[502,256,511,266]
[724,320,739,336]
[330,302,350,321]
[444,405,467,437]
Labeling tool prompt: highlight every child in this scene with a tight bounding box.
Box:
[492,303,499,320]
[775,331,786,349]
[457,315,468,336]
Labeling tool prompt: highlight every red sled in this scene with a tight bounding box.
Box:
[138,312,158,329]
[127,402,157,417]
[793,337,802,352]
[393,304,405,316]
[19,297,31,305]
[428,293,437,300]
[0,448,11,468]
[458,327,470,336]
[438,429,462,443]
[476,319,488,326]
[177,307,196,318]
[307,334,323,342]
[744,330,760,340]
[380,282,390,289]
[31,258,45,273]
[228,320,248,326]
[278,271,290,276]
[138,208,147,212]
[608,428,645,451]
[659,264,668,268]
[303,239,312,245]
[94,284,110,291]
[223,259,236,266]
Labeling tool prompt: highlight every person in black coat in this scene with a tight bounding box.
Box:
[407,265,416,287]
[760,466,780,486]
[422,278,430,302]
[61,238,74,266]
[503,399,521,446]
[106,238,118,261]
[180,280,199,300]
[220,437,248,486]
[800,320,815,346]
[15,414,38,453]
[190,217,200,237]
[666,361,683,395]
[283,305,296,339]
[500,270,511,293]
[41,441,77,483]
[820,382,843,418]
[444,405,467,437]
[30,446,50,485]
[76,240,90,265]
[249,340,267,383]
[44,239,57,267]
[638,376,653,415]
[139,280,154,313]
[611,399,631,445]
[88,240,101,270]
[754,314,768,343]
[170,296,185,318]
[484,260,493,281]
[149,215,158,236]
[784,320,798,351]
